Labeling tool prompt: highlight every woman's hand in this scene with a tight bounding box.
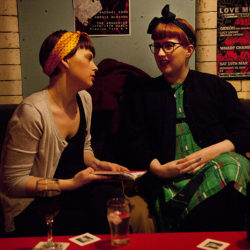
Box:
[62,161,129,191]
[94,160,129,172]
[150,140,235,178]
[150,157,205,178]
[149,158,192,178]
[59,167,111,191]
[26,167,111,194]
[84,151,129,172]
[177,139,235,174]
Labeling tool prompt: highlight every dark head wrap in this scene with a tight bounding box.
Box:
[147,5,196,46]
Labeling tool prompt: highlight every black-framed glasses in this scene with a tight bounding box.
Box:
[149,42,182,54]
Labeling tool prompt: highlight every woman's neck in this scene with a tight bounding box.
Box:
[48,76,78,115]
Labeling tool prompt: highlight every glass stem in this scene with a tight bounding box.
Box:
[121,179,125,198]
[46,218,54,244]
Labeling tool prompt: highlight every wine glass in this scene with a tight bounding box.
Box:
[35,178,62,249]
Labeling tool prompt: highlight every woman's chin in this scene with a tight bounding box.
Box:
[84,81,93,90]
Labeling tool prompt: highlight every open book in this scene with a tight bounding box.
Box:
[93,171,146,181]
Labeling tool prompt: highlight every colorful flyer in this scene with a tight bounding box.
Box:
[73,0,130,36]
[217,0,249,79]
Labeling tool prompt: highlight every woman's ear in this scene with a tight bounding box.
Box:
[186,44,194,59]
[59,58,70,70]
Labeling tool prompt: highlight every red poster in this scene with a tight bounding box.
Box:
[74,0,130,36]
[217,0,250,79]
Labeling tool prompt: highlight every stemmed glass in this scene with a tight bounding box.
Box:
[35,178,62,249]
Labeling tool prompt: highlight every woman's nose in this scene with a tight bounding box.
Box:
[157,47,166,56]
[93,63,98,72]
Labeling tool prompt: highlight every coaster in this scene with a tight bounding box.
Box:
[69,232,101,246]
[197,238,230,250]
[33,241,70,250]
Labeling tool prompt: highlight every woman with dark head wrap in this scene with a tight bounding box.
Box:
[124,5,250,232]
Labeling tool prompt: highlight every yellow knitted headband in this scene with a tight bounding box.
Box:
[43,31,89,76]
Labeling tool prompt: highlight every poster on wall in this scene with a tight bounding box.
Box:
[73,0,130,36]
[217,0,249,79]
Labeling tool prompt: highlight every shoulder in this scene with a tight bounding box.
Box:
[188,70,219,81]
[187,70,234,90]
[21,89,49,114]
[23,89,48,104]
[185,71,240,104]
[10,90,50,130]
[16,90,48,118]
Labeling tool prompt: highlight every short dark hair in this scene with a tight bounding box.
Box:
[39,30,95,77]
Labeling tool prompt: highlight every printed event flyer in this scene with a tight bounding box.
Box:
[217,0,249,79]
[73,0,130,36]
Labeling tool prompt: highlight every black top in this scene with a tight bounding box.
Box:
[122,70,250,169]
[54,94,86,179]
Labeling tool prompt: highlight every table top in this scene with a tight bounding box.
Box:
[0,231,249,250]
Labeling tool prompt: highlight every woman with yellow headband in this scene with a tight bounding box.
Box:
[0,30,128,236]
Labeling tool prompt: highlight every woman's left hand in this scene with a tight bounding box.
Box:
[177,139,235,174]
[94,160,129,172]
[84,151,129,172]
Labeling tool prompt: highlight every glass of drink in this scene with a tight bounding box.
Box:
[247,181,250,242]
[107,197,130,246]
[35,178,62,249]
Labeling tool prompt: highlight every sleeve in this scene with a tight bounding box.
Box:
[219,78,250,155]
[1,103,42,196]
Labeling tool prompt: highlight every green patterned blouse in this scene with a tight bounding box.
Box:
[154,82,250,232]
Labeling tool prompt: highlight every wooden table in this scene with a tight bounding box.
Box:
[0,231,249,249]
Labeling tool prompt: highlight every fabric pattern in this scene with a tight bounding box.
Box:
[173,83,201,159]
[43,31,88,76]
[154,83,250,232]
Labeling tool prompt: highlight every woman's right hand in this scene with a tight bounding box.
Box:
[59,167,110,191]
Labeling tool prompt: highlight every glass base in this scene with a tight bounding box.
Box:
[34,241,65,250]
[111,238,130,246]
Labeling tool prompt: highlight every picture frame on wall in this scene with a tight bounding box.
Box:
[217,0,250,80]
[73,0,131,36]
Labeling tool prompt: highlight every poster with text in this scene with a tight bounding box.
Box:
[73,0,130,36]
[217,0,249,79]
